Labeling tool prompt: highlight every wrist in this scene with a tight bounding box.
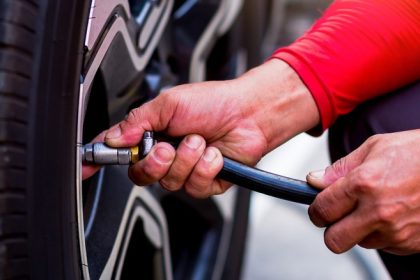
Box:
[238,59,320,151]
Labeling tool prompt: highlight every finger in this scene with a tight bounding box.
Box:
[128,142,175,186]
[184,147,224,198]
[160,135,206,191]
[105,94,177,147]
[359,210,420,252]
[308,177,357,227]
[82,130,108,180]
[323,208,375,254]
[358,231,387,249]
[307,143,369,189]
[82,165,101,180]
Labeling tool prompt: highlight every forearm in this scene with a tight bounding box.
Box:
[236,59,320,151]
[272,0,420,130]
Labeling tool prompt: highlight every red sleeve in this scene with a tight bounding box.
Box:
[271,0,420,131]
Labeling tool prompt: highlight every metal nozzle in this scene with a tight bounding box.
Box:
[81,131,157,165]
[81,143,132,165]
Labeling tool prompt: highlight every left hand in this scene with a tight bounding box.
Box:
[307,129,420,255]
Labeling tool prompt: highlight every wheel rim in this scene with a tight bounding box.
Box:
[76,0,245,279]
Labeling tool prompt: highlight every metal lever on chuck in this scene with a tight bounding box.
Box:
[81,131,319,205]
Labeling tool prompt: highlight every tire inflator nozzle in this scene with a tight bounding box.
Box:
[81,131,155,165]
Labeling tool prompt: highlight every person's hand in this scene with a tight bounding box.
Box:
[307,129,420,255]
[83,59,319,197]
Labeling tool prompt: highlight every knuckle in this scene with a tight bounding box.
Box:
[351,168,378,194]
[391,229,410,245]
[160,178,182,191]
[195,162,214,179]
[366,134,382,146]
[184,182,210,198]
[159,89,178,104]
[168,166,190,183]
[365,134,392,150]
[126,108,141,124]
[185,164,217,197]
[374,205,401,226]
[180,143,204,161]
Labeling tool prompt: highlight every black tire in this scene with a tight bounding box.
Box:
[0,0,90,278]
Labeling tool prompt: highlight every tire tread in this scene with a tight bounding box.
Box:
[0,0,38,32]
[0,0,38,278]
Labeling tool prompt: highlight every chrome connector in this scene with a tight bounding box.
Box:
[82,143,132,165]
[81,131,157,165]
[141,131,155,158]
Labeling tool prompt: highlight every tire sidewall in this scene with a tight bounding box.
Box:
[27,0,90,278]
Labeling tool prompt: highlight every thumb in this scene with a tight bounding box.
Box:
[105,95,176,147]
[307,144,368,189]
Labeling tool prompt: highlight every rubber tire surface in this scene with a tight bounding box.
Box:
[0,0,90,278]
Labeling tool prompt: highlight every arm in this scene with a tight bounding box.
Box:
[272,0,420,131]
[278,0,420,255]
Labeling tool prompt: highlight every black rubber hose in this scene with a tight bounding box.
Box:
[218,157,319,205]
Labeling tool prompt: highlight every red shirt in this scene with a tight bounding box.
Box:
[271,0,420,131]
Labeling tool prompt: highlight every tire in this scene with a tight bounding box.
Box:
[0,0,259,279]
[0,0,89,278]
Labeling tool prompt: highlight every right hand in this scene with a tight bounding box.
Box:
[307,130,420,255]
[82,59,319,198]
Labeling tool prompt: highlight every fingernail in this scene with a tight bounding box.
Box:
[308,170,325,180]
[153,147,172,164]
[186,135,202,149]
[106,126,121,139]
[203,148,217,163]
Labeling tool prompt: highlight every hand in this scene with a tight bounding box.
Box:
[83,59,319,197]
[307,129,420,255]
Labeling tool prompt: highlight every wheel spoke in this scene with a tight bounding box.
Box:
[83,166,134,279]
[99,187,173,280]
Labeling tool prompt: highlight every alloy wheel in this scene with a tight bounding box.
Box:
[76,0,249,279]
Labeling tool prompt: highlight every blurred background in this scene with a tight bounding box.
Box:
[241,1,391,279]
